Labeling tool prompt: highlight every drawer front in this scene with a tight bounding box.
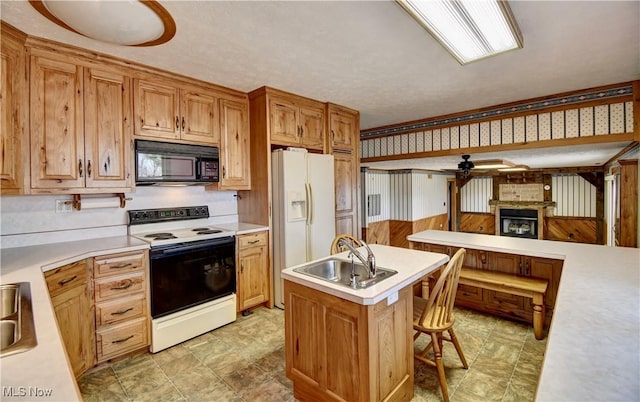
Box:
[456,284,484,304]
[45,260,87,297]
[96,317,148,362]
[95,272,145,302]
[485,289,525,311]
[96,293,146,327]
[94,251,146,278]
[238,232,268,249]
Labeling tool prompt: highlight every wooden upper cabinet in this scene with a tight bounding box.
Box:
[181,90,218,144]
[30,52,85,190]
[84,67,132,189]
[219,97,250,190]
[0,31,25,195]
[329,106,358,151]
[269,95,325,151]
[334,151,358,235]
[133,79,180,140]
[30,50,133,193]
[134,77,219,145]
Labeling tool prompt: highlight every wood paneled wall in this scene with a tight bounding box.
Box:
[459,213,495,235]
[364,213,448,248]
[545,217,598,244]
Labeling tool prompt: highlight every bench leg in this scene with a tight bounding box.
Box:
[532,294,545,340]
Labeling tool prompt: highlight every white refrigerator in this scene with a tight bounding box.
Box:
[272,149,336,308]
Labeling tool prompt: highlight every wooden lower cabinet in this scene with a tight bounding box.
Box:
[284,280,413,402]
[236,231,270,312]
[45,260,95,378]
[92,250,150,363]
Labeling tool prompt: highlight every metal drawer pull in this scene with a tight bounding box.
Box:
[110,280,133,290]
[58,276,77,286]
[112,335,134,344]
[110,263,133,269]
[248,240,260,244]
[111,307,134,316]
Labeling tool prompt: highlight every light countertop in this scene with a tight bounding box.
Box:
[281,244,449,305]
[0,236,150,402]
[408,230,640,402]
[213,222,269,235]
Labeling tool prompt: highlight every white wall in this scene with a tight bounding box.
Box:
[0,187,238,248]
[552,175,596,217]
[460,177,492,213]
[361,169,450,226]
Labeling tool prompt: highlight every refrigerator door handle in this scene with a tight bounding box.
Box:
[307,183,313,224]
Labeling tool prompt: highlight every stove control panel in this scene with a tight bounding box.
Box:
[128,206,210,225]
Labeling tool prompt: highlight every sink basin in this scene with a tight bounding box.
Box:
[1,282,37,358]
[293,259,397,289]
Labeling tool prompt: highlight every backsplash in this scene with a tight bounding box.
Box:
[0,187,238,248]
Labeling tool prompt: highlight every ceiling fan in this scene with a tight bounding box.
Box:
[457,155,475,177]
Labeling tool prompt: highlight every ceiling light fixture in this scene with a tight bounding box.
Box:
[458,154,475,177]
[472,159,515,169]
[498,165,529,172]
[30,0,176,47]
[395,0,522,64]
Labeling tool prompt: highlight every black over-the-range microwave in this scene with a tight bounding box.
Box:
[135,139,219,185]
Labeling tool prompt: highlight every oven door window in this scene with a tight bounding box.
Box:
[150,239,235,318]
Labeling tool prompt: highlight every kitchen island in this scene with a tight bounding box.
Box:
[281,244,449,402]
[408,230,640,402]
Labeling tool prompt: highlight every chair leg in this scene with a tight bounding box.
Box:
[431,332,450,402]
[448,328,468,369]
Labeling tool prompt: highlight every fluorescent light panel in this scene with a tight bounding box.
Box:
[472,159,515,169]
[396,0,523,64]
[498,165,529,172]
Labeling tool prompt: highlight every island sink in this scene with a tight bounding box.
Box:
[293,258,397,289]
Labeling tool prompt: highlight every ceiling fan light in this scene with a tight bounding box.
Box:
[30,0,176,47]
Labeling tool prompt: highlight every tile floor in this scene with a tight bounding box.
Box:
[79,306,546,402]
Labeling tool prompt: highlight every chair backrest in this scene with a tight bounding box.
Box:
[330,234,362,255]
[418,248,466,329]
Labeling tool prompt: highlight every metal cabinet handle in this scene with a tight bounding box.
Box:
[112,335,134,344]
[58,275,77,286]
[110,263,132,270]
[176,116,180,129]
[182,117,185,130]
[111,307,134,316]
[331,129,335,139]
[78,159,83,177]
[87,160,92,177]
[110,280,133,290]
[222,166,226,178]
[248,240,259,244]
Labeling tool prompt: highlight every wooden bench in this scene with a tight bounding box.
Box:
[459,268,549,340]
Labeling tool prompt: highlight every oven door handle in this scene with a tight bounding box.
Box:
[151,242,229,257]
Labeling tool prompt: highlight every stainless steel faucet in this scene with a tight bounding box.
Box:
[337,239,377,278]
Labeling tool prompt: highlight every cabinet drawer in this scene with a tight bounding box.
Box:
[96,317,148,362]
[238,232,268,249]
[456,284,484,304]
[96,293,146,327]
[45,260,87,297]
[94,251,146,278]
[95,272,145,302]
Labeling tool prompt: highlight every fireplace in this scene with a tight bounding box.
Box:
[499,208,538,239]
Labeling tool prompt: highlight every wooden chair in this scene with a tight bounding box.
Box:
[330,234,362,255]
[413,248,468,402]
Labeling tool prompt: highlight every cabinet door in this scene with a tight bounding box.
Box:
[299,105,324,150]
[181,89,218,144]
[0,37,23,194]
[488,252,521,274]
[526,256,562,311]
[269,97,299,145]
[51,282,95,378]
[133,78,180,139]
[84,67,132,189]
[30,53,85,189]
[238,245,269,311]
[329,109,357,150]
[219,98,251,190]
[334,151,358,236]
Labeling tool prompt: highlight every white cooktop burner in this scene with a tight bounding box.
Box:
[130,223,234,247]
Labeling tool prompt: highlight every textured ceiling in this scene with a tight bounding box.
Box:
[1,1,638,169]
